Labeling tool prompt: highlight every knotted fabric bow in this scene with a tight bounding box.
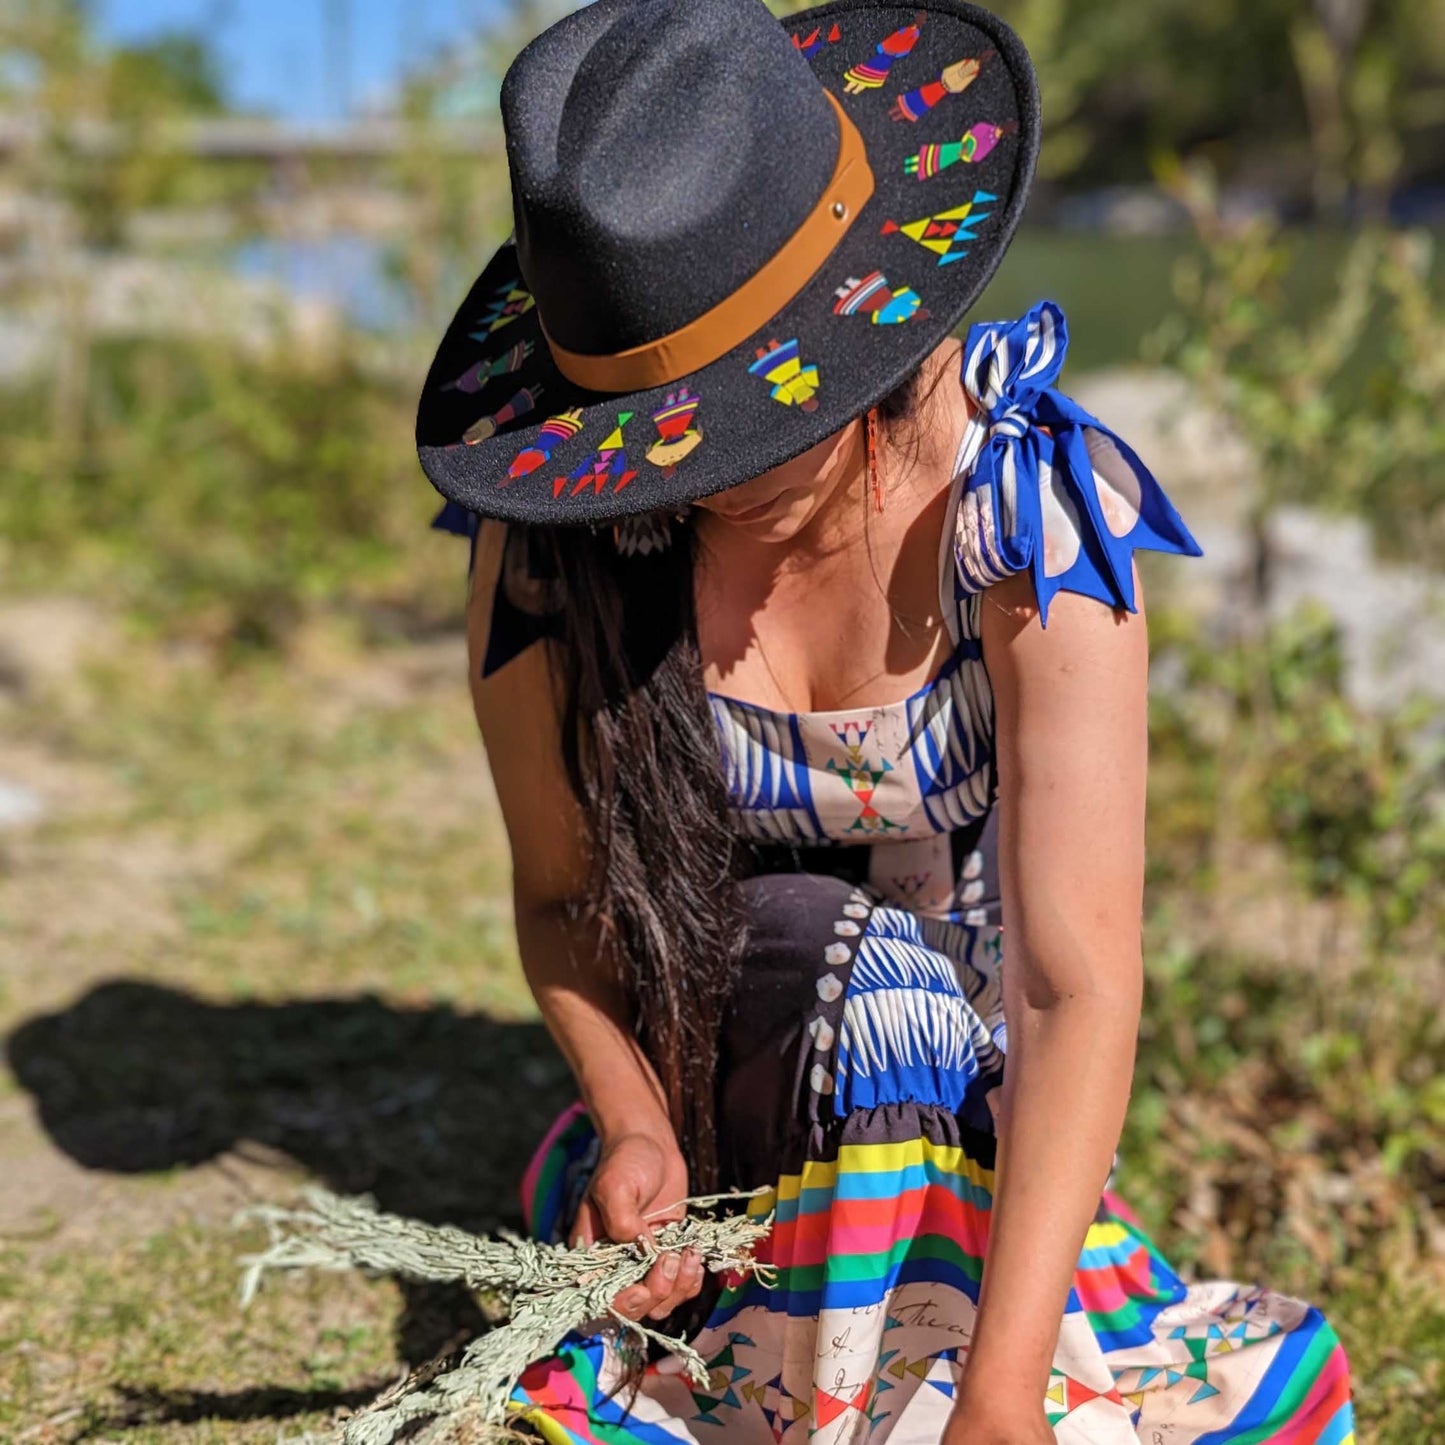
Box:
[953,301,1202,626]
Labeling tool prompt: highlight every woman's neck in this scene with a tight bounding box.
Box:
[691,341,973,711]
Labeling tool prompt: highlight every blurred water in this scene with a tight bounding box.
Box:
[229,232,417,334]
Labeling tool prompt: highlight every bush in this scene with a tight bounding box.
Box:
[0,335,445,648]
[1149,168,1445,567]
[1150,604,1445,957]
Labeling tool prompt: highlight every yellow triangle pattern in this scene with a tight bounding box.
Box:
[898,202,981,256]
[886,1355,938,1382]
[600,412,633,451]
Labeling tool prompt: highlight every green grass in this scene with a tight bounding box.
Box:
[0,633,573,1439]
[1120,944,1444,1442]
[1,1217,404,1442]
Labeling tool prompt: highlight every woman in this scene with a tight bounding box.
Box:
[419,1,1357,1440]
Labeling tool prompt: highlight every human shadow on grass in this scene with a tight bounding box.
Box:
[6,980,576,1421]
[86,1382,385,1431]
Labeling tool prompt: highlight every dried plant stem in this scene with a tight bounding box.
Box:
[239,1188,773,1445]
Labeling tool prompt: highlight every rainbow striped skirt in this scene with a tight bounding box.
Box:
[512,874,1356,1444]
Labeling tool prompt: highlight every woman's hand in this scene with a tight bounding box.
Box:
[571,1129,705,1322]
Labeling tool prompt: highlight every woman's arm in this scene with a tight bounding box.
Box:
[465,523,702,1319]
[951,566,1150,1431]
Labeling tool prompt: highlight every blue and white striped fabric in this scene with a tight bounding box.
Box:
[953,299,1203,626]
[710,638,998,851]
[709,696,822,843]
[834,903,1005,1130]
[901,639,995,833]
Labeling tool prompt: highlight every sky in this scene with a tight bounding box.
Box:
[99,0,501,120]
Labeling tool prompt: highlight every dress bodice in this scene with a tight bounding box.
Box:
[709,395,996,922]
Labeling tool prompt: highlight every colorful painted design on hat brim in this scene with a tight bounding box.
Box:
[749,338,823,412]
[645,389,704,478]
[443,338,534,395]
[890,47,996,122]
[504,409,584,484]
[879,191,998,266]
[842,12,926,96]
[415,0,1042,527]
[460,385,542,446]
[834,271,929,325]
[793,21,843,59]
[468,282,535,340]
[904,122,1016,180]
[555,412,640,499]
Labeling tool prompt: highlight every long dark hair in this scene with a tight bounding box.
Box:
[530,367,937,1192]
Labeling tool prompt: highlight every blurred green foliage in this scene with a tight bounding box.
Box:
[1122,928,1444,1440]
[1151,603,1445,959]
[0,336,438,649]
[105,34,225,117]
[1150,163,1445,565]
[8,0,1440,249]
[0,1,255,236]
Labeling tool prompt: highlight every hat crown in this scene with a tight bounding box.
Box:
[502,0,840,358]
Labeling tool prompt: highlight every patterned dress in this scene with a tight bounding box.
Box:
[442,302,1356,1444]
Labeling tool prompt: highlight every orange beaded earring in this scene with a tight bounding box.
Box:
[866,405,884,514]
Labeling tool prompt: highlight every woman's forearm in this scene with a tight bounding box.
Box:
[514,901,673,1146]
[963,976,1142,1402]
[968,573,1153,1409]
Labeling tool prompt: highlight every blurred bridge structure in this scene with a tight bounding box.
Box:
[0,114,497,164]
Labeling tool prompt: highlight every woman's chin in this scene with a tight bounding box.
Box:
[711,494,816,541]
[749,509,812,541]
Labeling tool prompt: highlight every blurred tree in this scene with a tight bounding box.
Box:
[1295,0,1445,215]
[108,33,227,118]
[1007,0,1444,207]
[0,0,235,246]
[1151,156,1445,562]
[5,0,1441,233]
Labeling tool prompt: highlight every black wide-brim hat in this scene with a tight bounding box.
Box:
[416,0,1040,525]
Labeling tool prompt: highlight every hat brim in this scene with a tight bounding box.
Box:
[416,0,1039,526]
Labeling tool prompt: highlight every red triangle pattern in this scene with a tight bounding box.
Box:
[813,1379,871,1429]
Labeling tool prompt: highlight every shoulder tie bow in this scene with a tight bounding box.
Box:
[954,300,1202,625]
